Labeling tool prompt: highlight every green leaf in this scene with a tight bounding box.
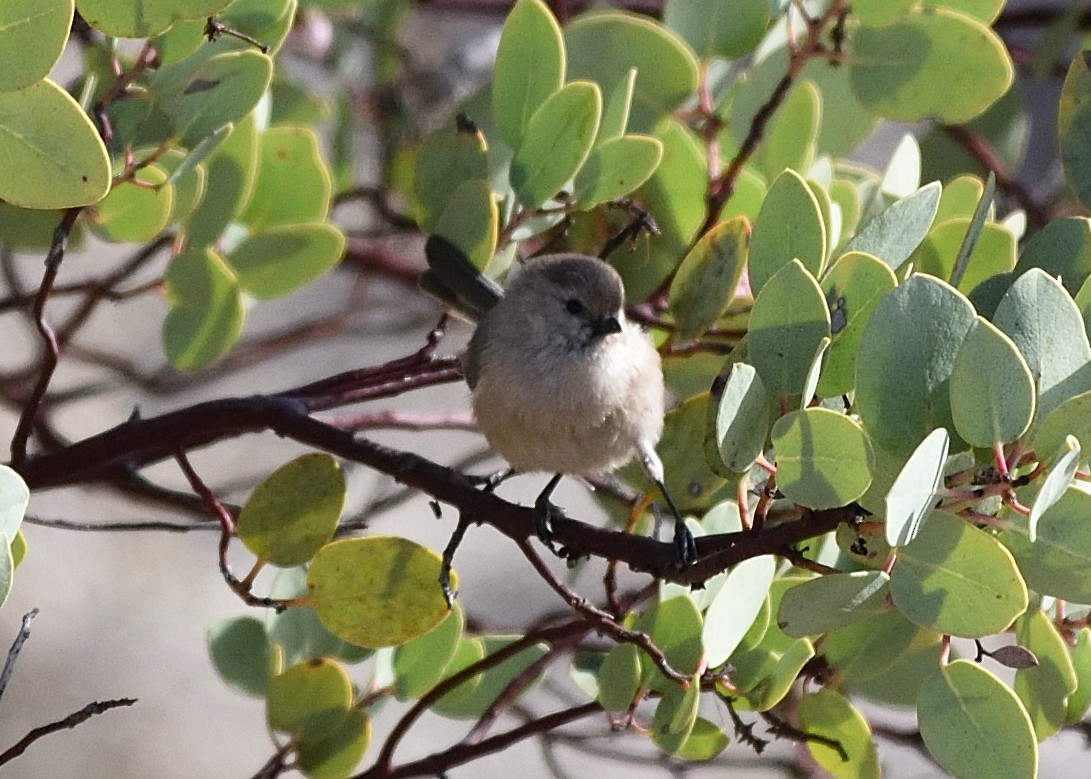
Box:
[702,555,776,668]
[748,169,827,295]
[1066,628,1091,724]
[296,707,370,779]
[674,717,729,761]
[650,676,700,755]
[885,428,949,548]
[663,0,768,59]
[637,595,704,686]
[162,247,244,372]
[778,571,890,639]
[1012,216,1091,298]
[184,112,259,248]
[652,393,728,513]
[771,408,874,510]
[267,658,352,739]
[825,610,927,686]
[747,259,831,397]
[0,0,72,93]
[410,129,488,233]
[756,82,820,182]
[76,0,231,37]
[0,534,11,610]
[707,362,771,475]
[852,0,915,26]
[617,119,705,300]
[1034,389,1091,464]
[10,531,26,570]
[730,637,815,711]
[798,688,881,779]
[154,0,296,62]
[816,251,898,397]
[393,604,464,701]
[433,179,499,273]
[0,78,110,208]
[668,216,748,342]
[236,455,345,567]
[842,182,941,270]
[993,268,1091,426]
[0,466,30,542]
[308,536,453,648]
[890,512,1028,638]
[597,642,642,713]
[228,223,345,300]
[1028,437,1079,544]
[157,146,208,225]
[935,175,987,223]
[93,165,174,243]
[597,68,636,142]
[207,615,273,697]
[855,275,975,455]
[240,126,332,231]
[1004,482,1091,604]
[492,0,564,149]
[432,636,549,719]
[849,8,1014,124]
[948,170,997,290]
[1013,609,1078,741]
[914,220,1016,294]
[510,80,601,210]
[573,134,662,209]
[949,317,1035,447]
[267,568,371,666]
[1060,51,1091,212]
[564,11,698,134]
[153,48,273,147]
[918,660,1038,779]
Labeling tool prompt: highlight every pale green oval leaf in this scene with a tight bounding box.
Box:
[816,251,898,397]
[843,181,941,270]
[393,603,464,701]
[1013,609,1078,741]
[0,78,110,208]
[1028,437,1079,544]
[93,165,173,243]
[668,216,748,342]
[564,11,698,134]
[798,688,881,779]
[207,615,272,697]
[849,8,1014,124]
[296,707,370,779]
[236,454,346,567]
[890,512,1028,638]
[771,408,874,510]
[1060,51,1091,213]
[597,642,642,713]
[228,223,345,300]
[855,275,975,455]
[0,0,72,93]
[949,317,1035,447]
[433,179,499,272]
[778,571,890,639]
[747,259,831,397]
[162,247,244,372]
[411,129,488,234]
[267,658,351,738]
[707,361,770,475]
[573,134,662,209]
[77,0,231,37]
[240,126,332,231]
[510,80,601,210]
[748,169,827,295]
[885,428,949,548]
[917,660,1038,779]
[492,0,565,148]
[663,0,768,59]
[702,555,776,668]
[184,113,259,248]
[308,536,453,649]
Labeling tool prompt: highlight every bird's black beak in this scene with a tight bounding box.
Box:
[591,315,623,338]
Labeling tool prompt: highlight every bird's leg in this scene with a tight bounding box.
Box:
[638,445,696,569]
[533,473,565,555]
[653,476,697,570]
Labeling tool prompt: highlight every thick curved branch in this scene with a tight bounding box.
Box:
[12,387,856,584]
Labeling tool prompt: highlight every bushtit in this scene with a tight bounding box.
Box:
[423,236,695,567]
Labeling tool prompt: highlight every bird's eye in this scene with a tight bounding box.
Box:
[565,299,584,315]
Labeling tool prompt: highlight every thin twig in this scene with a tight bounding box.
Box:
[0,698,137,765]
[0,609,38,703]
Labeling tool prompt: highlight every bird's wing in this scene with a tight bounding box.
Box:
[420,235,503,322]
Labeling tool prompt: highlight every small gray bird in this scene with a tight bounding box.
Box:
[422,235,695,567]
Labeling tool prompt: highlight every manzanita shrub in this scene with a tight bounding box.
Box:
[2,0,1091,777]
